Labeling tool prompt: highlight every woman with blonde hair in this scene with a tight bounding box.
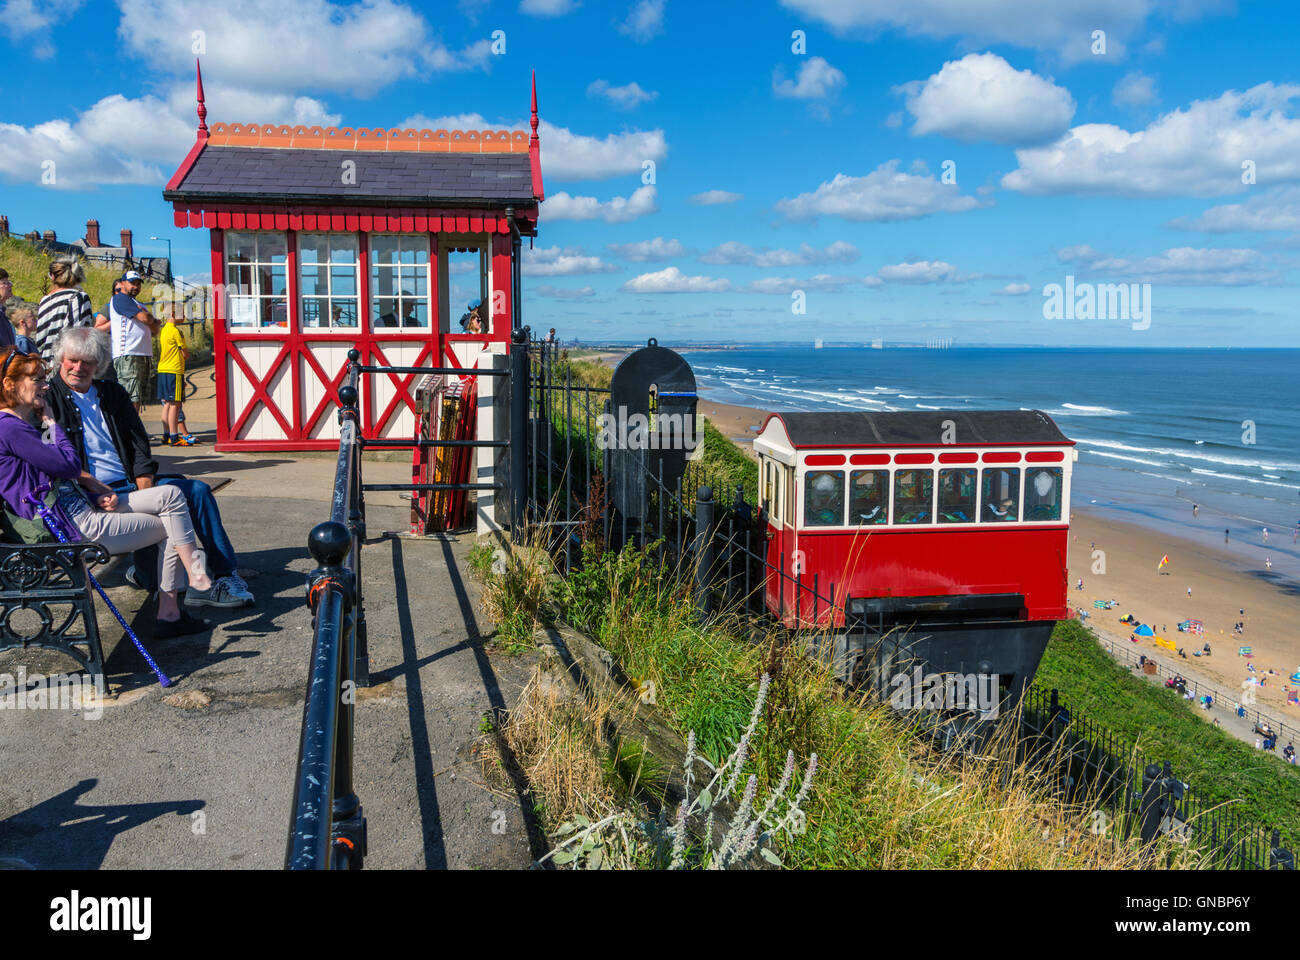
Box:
[36,256,94,364]
[0,346,212,637]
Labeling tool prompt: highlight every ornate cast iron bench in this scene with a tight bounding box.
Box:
[0,540,111,695]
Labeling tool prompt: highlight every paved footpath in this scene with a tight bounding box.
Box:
[0,415,543,869]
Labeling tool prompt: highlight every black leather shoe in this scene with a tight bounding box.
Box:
[154,611,210,638]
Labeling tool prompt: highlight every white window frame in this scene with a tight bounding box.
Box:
[224,230,288,331]
[298,232,360,330]
[369,232,431,331]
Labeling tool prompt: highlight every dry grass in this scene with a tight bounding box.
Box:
[492,664,620,828]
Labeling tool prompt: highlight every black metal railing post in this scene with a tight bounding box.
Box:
[287,519,364,869]
[694,485,714,620]
[510,326,529,542]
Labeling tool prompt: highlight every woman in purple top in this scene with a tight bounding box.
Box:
[0,347,213,637]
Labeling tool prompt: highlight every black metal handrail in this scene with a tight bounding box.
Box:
[286,350,369,869]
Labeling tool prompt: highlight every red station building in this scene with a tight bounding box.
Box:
[162,64,543,453]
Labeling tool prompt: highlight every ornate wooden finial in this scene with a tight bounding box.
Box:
[196,58,209,140]
[529,70,539,143]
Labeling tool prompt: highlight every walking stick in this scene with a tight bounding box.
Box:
[25,489,172,688]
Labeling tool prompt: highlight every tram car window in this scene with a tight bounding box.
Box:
[1024,467,1063,521]
[804,470,845,526]
[938,468,977,523]
[893,469,934,524]
[982,468,1021,522]
[849,470,889,525]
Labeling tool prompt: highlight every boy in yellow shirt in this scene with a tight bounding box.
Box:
[157,318,195,445]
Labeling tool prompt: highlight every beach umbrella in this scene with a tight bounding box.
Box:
[1135,624,1155,636]
[1157,554,1170,570]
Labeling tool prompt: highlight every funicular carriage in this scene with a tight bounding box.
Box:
[753,409,1077,709]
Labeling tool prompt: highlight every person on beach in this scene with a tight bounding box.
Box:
[0,347,212,637]
[1262,526,1268,542]
[1187,586,1192,597]
[1266,557,1272,570]
[1225,528,1229,543]
[1193,504,1198,517]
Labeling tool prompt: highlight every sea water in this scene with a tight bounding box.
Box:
[683,346,1300,565]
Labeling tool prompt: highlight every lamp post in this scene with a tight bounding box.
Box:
[150,235,173,285]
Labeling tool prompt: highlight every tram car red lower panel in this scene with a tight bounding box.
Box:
[753,410,1076,706]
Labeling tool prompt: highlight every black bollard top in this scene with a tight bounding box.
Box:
[512,327,527,345]
[698,485,713,503]
[338,385,359,409]
[347,347,361,362]
[308,521,352,567]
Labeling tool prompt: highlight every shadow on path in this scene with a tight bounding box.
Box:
[436,538,549,862]
[391,540,447,869]
[0,779,203,869]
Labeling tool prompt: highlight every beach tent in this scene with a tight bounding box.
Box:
[1178,619,1204,634]
[1135,624,1155,637]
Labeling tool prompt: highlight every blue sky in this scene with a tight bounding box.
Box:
[3,0,1299,346]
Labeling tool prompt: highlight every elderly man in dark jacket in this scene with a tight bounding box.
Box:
[45,327,253,607]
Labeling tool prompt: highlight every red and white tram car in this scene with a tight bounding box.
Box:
[753,410,1077,699]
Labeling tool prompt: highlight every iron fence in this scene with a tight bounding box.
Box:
[1021,686,1296,869]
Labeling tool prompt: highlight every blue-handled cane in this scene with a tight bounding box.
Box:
[25,488,172,688]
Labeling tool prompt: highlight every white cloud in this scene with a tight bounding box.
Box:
[607,237,686,261]
[118,0,490,97]
[174,82,342,128]
[622,266,730,293]
[689,189,742,205]
[776,159,984,221]
[874,260,963,284]
[773,56,847,100]
[522,246,619,276]
[777,0,1174,62]
[700,240,858,267]
[1113,71,1159,109]
[587,79,658,110]
[618,0,665,42]
[1171,186,1300,232]
[1002,83,1300,197]
[1057,244,1279,285]
[996,282,1032,295]
[1,0,84,57]
[0,91,193,189]
[404,113,667,182]
[545,185,659,222]
[747,274,858,293]
[519,0,579,15]
[535,285,597,298]
[897,53,1074,144]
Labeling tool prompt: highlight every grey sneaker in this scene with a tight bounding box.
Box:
[185,578,253,609]
[219,574,255,604]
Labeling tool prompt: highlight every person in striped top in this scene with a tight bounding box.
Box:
[35,256,94,363]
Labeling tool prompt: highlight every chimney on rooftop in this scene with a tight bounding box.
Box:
[43,229,56,242]
[120,228,133,258]
[0,216,8,239]
[85,219,100,247]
